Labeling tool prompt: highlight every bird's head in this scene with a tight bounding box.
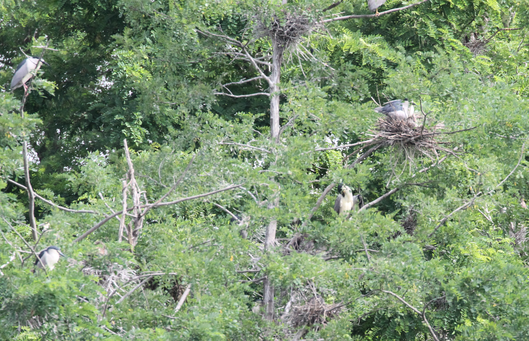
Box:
[48,246,66,258]
[32,57,49,67]
[338,184,352,196]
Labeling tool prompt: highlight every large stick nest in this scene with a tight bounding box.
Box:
[288,298,343,328]
[256,11,317,49]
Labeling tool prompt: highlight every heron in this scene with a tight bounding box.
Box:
[368,0,387,15]
[11,57,49,92]
[375,99,409,120]
[34,246,66,270]
[334,184,363,215]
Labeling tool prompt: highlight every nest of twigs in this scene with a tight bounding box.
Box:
[256,11,317,49]
[288,299,343,328]
[361,113,458,165]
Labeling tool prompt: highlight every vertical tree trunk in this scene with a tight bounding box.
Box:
[269,39,284,142]
[263,37,285,321]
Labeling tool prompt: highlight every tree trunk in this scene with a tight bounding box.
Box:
[269,39,284,142]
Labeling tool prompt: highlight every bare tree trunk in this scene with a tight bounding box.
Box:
[264,36,284,317]
[269,39,284,142]
[123,139,145,248]
[22,140,37,241]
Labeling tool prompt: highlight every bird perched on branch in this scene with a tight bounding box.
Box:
[334,184,363,215]
[34,246,66,271]
[368,0,387,15]
[11,57,49,92]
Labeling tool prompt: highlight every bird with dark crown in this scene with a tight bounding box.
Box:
[334,184,363,215]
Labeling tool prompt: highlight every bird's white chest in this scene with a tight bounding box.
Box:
[340,192,354,214]
[39,249,61,270]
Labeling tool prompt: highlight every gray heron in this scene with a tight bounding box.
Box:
[368,0,387,15]
[334,184,363,215]
[34,246,66,270]
[375,99,409,120]
[11,57,49,92]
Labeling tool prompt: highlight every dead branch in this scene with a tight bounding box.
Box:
[381,290,439,341]
[73,184,242,243]
[359,188,399,212]
[174,284,192,314]
[115,276,153,305]
[119,180,128,242]
[214,91,270,98]
[1,217,47,276]
[218,142,271,153]
[314,140,375,152]
[6,179,99,214]
[321,0,430,23]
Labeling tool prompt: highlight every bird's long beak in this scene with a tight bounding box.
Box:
[58,250,67,258]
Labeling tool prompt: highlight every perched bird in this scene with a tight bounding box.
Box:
[334,184,363,215]
[34,246,66,270]
[374,99,409,120]
[11,57,49,91]
[368,0,387,15]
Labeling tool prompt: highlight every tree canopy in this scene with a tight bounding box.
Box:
[2,0,529,339]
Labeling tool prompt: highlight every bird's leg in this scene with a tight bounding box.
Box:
[375,9,380,16]
[23,83,28,94]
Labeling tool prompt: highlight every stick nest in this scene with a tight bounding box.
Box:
[256,11,317,49]
[367,115,453,160]
[287,298,343,328]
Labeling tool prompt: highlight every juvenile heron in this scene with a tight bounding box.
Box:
[34,246,66,270]
[368,0,387,15]
[334,184,363,215]
[375,99,409,120]
[11,57,49,91]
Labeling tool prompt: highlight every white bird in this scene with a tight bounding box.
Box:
[375,99,408,120]
[34,246,66,270]
[11,57,49,92]
[334,184,363,215]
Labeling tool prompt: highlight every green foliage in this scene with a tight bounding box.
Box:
[2,0,529,339]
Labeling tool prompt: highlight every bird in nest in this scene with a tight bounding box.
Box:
[334,184,363,215]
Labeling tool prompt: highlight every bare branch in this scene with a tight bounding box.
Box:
[321,0,430,23]
[221,76,265,87]
[315,140,374,152]
[1,217,47,276]
[174,284,192,314]
[98,192,121,223]
[73,184,242,243]
[7,179,99,214]
[218,142,271,153]
[381,290,439,341]
[115,276,153,305]
[210,202,240,221]
[428,192,482,237]
[214,91,270,98]
[359,188,399,212]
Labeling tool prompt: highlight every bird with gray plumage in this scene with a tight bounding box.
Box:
[368,0,387,15]
[34,246,66,270]
[334,184,363,215]
[374,99,410,120]
[11,57,49,92]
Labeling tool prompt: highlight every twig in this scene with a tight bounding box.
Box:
[314,140,374,152]
[360,234,371,262]
[241,276,266,283]
[321,0,429,23]
[428,192,482,237]
[98,192,121,223]
[209,202,240,221]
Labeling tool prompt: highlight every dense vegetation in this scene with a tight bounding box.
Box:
[2,0,529,339]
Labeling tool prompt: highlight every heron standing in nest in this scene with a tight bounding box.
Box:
[334,184,363,215]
